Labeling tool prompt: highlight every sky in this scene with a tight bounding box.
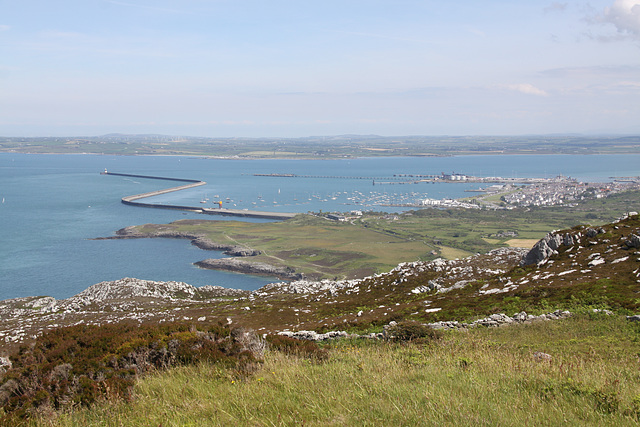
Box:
[1,0,639,137]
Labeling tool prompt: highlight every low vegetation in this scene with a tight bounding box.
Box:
[0,322,263,422]
[8,313,640,426]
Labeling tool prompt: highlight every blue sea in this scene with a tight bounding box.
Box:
[1,153,638,300]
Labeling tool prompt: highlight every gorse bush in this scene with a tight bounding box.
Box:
[0,321,262,421]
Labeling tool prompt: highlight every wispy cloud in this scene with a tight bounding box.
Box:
[0,25,10,32]
[540,64,640,78]
[544,2,568,14]
[466,27,486,37]
[504,83,549,96]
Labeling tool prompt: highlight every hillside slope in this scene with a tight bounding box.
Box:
[1,214,638,355]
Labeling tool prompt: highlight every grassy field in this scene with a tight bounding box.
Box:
[42,313,640,426]
[131,189,640,280]
[504,238,538,248]
[138,215,434,279]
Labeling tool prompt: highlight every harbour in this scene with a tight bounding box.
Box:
[104,171,297,220]
[2,152,640,301]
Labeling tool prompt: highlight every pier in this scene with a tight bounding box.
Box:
[103,171,297,220]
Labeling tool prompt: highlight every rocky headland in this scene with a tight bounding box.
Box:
[2,213,639,355]
[97,224,309,278]
[96,225,262,256]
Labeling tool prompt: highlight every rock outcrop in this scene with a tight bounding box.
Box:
[277,310,574,341]
[427,309,572,330]
[623,233,640,249]
[521,231,577,266]
[71,277,246,303]
[195,258,303,280]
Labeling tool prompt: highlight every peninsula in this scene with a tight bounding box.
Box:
[96,188,640,282]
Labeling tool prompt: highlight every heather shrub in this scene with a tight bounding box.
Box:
[0,321,260,422]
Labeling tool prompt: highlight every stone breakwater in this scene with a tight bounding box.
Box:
[104,171,297,220]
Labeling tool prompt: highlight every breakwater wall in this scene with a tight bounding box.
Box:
[102,172,201,184]
[103,172,297,220]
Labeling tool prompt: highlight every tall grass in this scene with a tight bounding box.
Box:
[39,314,640,426]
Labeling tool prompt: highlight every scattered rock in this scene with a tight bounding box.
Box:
[428,310,570,330]
[533,352,552,362]
[588,258,606,267]
[278,330,351,341]
[0,356,12,373]
[592,309,613,315]
[623,234,640,249]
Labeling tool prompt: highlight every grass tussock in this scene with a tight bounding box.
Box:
[30,313,640,426]
[265,335,329,362]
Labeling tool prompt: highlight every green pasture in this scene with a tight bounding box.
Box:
[134,189,640,279]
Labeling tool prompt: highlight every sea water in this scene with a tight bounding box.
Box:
[0,153,638,300]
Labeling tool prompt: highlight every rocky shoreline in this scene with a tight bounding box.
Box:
[94,226,302,277]
[94,226,262,257]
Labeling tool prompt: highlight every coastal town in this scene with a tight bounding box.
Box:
[381,172,640,210]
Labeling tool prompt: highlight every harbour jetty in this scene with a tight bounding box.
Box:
[102,171,297,220]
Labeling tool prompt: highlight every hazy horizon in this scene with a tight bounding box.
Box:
[2,132,640,139]
[2,1,640,137]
